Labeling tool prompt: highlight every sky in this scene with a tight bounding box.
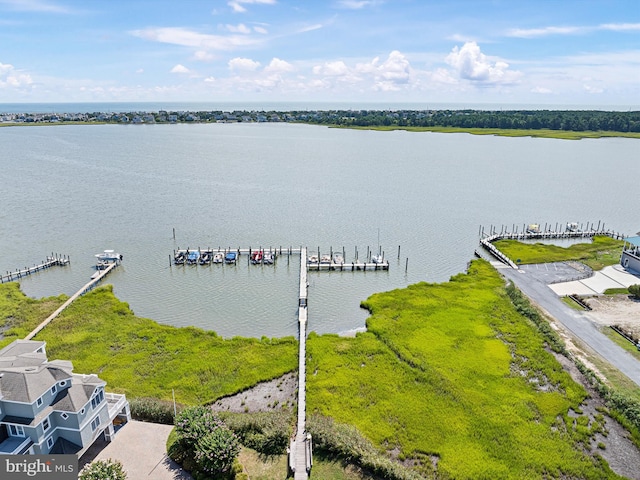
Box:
[0,0,639,107]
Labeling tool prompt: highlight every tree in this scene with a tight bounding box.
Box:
[79,459,127,480]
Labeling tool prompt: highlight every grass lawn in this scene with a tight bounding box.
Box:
[306,260,621,479]
[0,283,298,405]
[493,235,624,270]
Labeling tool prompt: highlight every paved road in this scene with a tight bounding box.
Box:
[494,261,640,387]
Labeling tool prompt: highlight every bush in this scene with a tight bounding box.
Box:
[79,459,127,480]
[194,427,241,475]
[129,397,181,424]
[629,284,640,299]
[218,411,291,455]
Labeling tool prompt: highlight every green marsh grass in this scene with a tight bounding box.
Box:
[307,260,621,479]
[493,235,623,269]
[0,283,297,405]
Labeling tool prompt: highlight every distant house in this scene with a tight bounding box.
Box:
[0,340,130,457]
[621,237,640,274]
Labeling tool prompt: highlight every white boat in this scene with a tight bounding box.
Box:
[307,255,319,265]
[95,250,121,269]
[263,252,275,265]
[566,222,579,232]
[332,253,344,264]
[320,254,332,265]
[371,254,384,264]
[526,224,540,234]
[213,252,224,264]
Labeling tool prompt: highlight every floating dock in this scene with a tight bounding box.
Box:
[1,254,70,284]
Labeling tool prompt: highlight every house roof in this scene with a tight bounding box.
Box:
[626,236,640,247]
[0,365,73,403]
[0,340,45,358]
[51,375,105,412]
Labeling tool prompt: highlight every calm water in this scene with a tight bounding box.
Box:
[0,123,638,337]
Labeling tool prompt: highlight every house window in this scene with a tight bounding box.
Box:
[43,418,50,432]
[80,408,85,415]
[60,412,68,420]
[59,380,67,387]
[36,397,43,407]
[90,416,100,432]
[9,425,25,437]
[91,390,104,410]
[51,385,57,395]
[47,437,54,449]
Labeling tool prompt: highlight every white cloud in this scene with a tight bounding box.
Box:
[130,27,262,51]
[193,50,216,62]
[170,64,190,74]
[228,0,276,14]
[229,57,261,71]
[135,68,144,74]
[507,26,582,38]
[376,50,410,83]
[312,60,350,76]
[224,23,252,34]
[253,25,268,34]
[0,0,75,13]
[599,23,640,32]
[0,62,33,88]
[336,0,379,9]
[583,84,604,94]
[265,58,294,73]
[531,86,552,94]
[445,42,521,85]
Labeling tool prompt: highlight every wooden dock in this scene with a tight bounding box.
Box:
[479,223,625,269]
[307,261,389,271]
[24,261,119,341]
[1,254,70,284]
[289,247,312,479]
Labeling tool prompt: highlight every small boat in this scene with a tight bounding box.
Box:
[225,252,237,264]
[251,250,263,265]
[213,252,224,264]
[307,255,319,265]
[526,224,540,234]
[199,250,212,265]
[95,249,122,269]
[566,222,579,232]
[186,250,200,265]
[332,253,344,264]
[371,254,384,264]
[263,252,275,265]
[174,250,187,265]
[320,254,332,265]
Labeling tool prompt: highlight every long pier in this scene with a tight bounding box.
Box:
[24,261,119,341]
[289,247,312,479]
[1,254,70,284]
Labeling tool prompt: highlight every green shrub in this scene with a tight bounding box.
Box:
[79,459,127,480]
[218,411,292,455]
[194,427,241,476]
[629,284,640,299]
[130,397,180,424]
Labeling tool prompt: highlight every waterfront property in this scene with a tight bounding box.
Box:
[621,236,640,274]
[0,340,130,456]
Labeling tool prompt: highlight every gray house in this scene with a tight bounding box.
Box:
[0,340,130,457]
[621,236,640,275]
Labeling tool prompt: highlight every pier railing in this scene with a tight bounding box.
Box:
[1,254,70,284]
[478,223,625,270]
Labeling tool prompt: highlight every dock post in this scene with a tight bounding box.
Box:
[405,258,408,273]
[173,228,175,240]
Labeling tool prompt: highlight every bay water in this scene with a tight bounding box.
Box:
[0,122,637,337]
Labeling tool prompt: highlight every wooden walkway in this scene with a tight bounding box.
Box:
[289,247,312,479]
[1,255,69,284]
[24,262,119,340]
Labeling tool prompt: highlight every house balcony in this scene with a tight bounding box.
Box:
[0,436,33,455]
[105,393,130,423]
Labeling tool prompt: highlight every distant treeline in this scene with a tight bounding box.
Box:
[296,109,640,133]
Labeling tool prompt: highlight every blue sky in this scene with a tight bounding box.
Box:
[0,0,639,106]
